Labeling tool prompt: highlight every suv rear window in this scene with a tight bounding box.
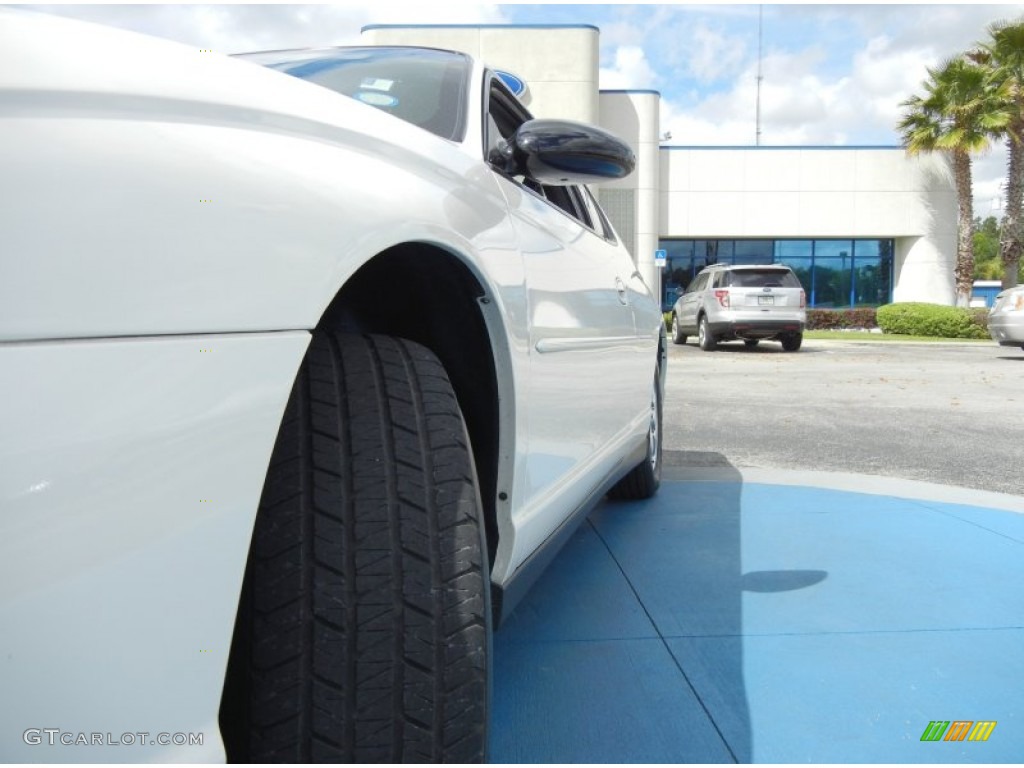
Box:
[725,269,801,288]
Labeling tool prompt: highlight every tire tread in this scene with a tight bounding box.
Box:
[224,333,488,763]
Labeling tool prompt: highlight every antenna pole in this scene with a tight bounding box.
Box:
[756,4,763,146]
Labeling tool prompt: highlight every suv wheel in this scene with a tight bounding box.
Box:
[698,315,717,351]
[221,332,491,763]
[781,332,803,352]
[671,314,687,345]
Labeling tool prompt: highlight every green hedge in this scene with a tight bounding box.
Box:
[807,308,878,330]
[664,303,989,339]
[875,303,989,339]
[667,308,880,331]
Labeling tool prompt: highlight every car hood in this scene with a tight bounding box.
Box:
[0,8,462,155]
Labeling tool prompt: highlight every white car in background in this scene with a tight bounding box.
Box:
[989,284,1024,351]
[0,9,665,764]
[671,263,807,351]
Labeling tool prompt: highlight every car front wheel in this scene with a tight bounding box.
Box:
[221,332,490,763]
[608,364,663,500]
[698,315,717,351]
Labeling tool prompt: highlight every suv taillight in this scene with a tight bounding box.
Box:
[800,290,806,308]
[714,289,730,308]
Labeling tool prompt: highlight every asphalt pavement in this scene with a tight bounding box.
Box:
[661,338,1023,497]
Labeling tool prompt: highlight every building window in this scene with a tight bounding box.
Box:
[775,240,813,304]
[659,237,894,310]
[812,240,854,308]
[733,239,774,264]
[852,240,893,307]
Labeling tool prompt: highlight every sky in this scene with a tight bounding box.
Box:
[16,2,1024,215]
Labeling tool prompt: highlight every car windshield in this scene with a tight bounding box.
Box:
[238,47,471,142]
[726,269,801,288]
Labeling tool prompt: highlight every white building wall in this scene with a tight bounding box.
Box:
[361,25,599,122]
[660,147,957,304]
[598,91,661,294]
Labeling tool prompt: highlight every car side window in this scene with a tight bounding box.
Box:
[540,184,590,225]
[578,186,617,243]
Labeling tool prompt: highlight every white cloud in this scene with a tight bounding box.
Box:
[660,47,836,146]
[685,22,747,82]
[599,45,657,90]
[972,145,1010,218]
[660,97,756,147]
[26,3,507,52]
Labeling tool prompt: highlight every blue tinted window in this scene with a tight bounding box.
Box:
[734,240,773,264]
[775,241,813,296]
[813,240,854,259]
[660,238,894,310]
[852,239,893,307]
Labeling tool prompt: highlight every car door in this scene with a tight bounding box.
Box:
[485,77,646,556]
[677,271,709,333]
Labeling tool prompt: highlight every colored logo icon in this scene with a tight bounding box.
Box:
[495,70,527,97]
[920,721,997,742]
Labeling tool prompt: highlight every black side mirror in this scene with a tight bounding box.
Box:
[496,118,636,185]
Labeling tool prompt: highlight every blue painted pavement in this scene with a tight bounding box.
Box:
[490,470,1024,763]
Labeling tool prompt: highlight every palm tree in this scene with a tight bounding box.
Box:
[898,56,1008,305]
[977,19,1024,288]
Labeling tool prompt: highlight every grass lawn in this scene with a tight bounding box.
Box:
[804,330,990,343]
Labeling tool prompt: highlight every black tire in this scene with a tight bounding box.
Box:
[743,339,760,349]
[781,332,803,352]
[698,315,717,351]
[608,364,662,500]
[221,332,490,763]
[670,314,687,345]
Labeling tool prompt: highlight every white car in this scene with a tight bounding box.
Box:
[0,9,665,764]
[989,284,1024,350]
[671,263,807,351]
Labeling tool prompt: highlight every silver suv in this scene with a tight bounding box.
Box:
[671,264,807,351]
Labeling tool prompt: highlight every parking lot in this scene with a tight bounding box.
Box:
[492,338,1024,763]
[663,338,1023,496]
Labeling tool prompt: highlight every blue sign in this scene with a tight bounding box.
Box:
[655,249,667,267]
[496,70,527,97]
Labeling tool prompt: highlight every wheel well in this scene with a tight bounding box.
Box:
[317,243,501,561]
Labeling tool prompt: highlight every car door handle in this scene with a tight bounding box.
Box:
[615,277,628,305]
